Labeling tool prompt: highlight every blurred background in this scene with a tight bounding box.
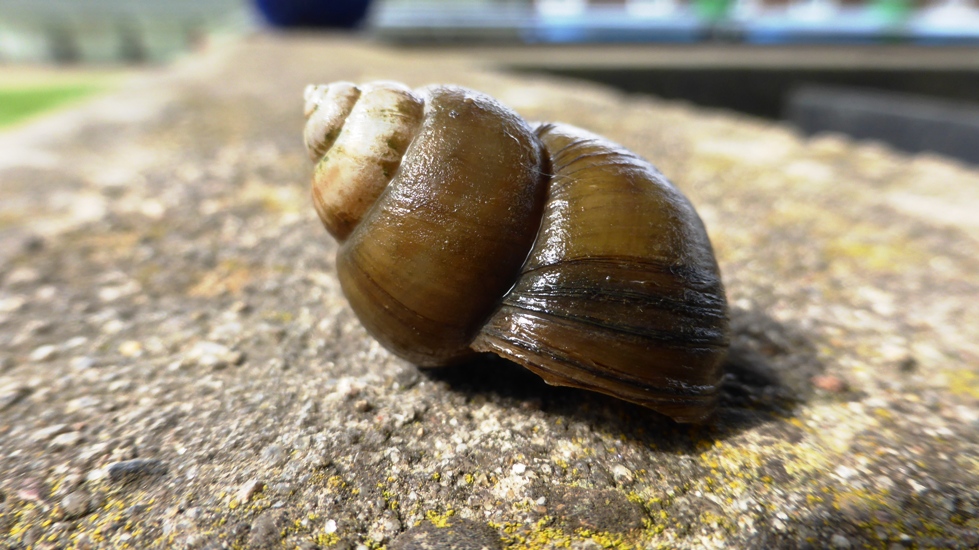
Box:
[1,0,978,162]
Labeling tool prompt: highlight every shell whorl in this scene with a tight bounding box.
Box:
[304,81,425,241]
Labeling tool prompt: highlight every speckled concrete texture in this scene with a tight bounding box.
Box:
[1,35,978,549]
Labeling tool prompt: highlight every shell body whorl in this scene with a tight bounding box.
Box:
[472,123,728,422]
[304,81,729,422]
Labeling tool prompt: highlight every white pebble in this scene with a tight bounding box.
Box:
[49,431,83,450]
[611,464,633,484]
[29,345,58,362]
[238,478,266,503]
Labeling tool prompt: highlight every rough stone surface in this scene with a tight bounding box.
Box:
[1,35,978,549]
[106,459,169,485]
[390,517,503,550]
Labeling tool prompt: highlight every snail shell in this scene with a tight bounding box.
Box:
[304,81,729,422]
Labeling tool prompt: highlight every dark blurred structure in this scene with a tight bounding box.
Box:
[788,86,979,164]
[254,0,372,28]
[506,47,979,165]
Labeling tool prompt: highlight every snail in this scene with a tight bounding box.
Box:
[303,81,729,422]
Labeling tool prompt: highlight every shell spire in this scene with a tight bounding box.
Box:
[304,81,425,241]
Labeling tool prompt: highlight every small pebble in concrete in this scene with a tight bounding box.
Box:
[31,423,70,442]
[611,464,633,485]
[65,396,100,414]
[63,336,87,349]
[29,345,58,362]
[0,385,32,411]
[368,512,402,544]
[60,491,92,519]
[107,458,168,483]
[831,533,852,549]
[185,341,242,370]
[261,444,287,466]
[5,267,41,286]
[226,350,246,366]
[70,356,98,370]
[238,478,265,503]
[100,319,127,335]
[118,340,143,358]
[0,296,26,313]
[49,431,83,450]
[812,374,849,393]
[23,319,54,336]
[247,511,285,549]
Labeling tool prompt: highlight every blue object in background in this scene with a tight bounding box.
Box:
[254,0,372,28]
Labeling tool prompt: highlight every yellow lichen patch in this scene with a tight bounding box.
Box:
[694,132,800,170]
[823,485,936,542]
[314,532,341,547]
[4,486,162,548]
[241,179,305,216]
[71,230,142,262]
[761,197,927,274]
[946,369,979,399]
[698,512,736,534]
[574,528,636,549]
[781,441,836,479]
[0,210,27,229]
[700,440,765,475]
[132,262,163,291]
[188,259,255,297]
[425,509,455,528]
[832,486,892,515]
[692,440,775,498]
[824,230,926,273]
[803,403,871,455]
[491,517,641,550]
[263,310,295,323]
[767,200,846,228]
[381,489,400,511]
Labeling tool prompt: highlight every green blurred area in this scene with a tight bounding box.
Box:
[0,83,103,129]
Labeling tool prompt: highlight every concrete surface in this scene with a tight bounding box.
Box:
[1,34,978,549]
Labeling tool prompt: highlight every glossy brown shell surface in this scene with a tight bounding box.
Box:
[472,123,729,422]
